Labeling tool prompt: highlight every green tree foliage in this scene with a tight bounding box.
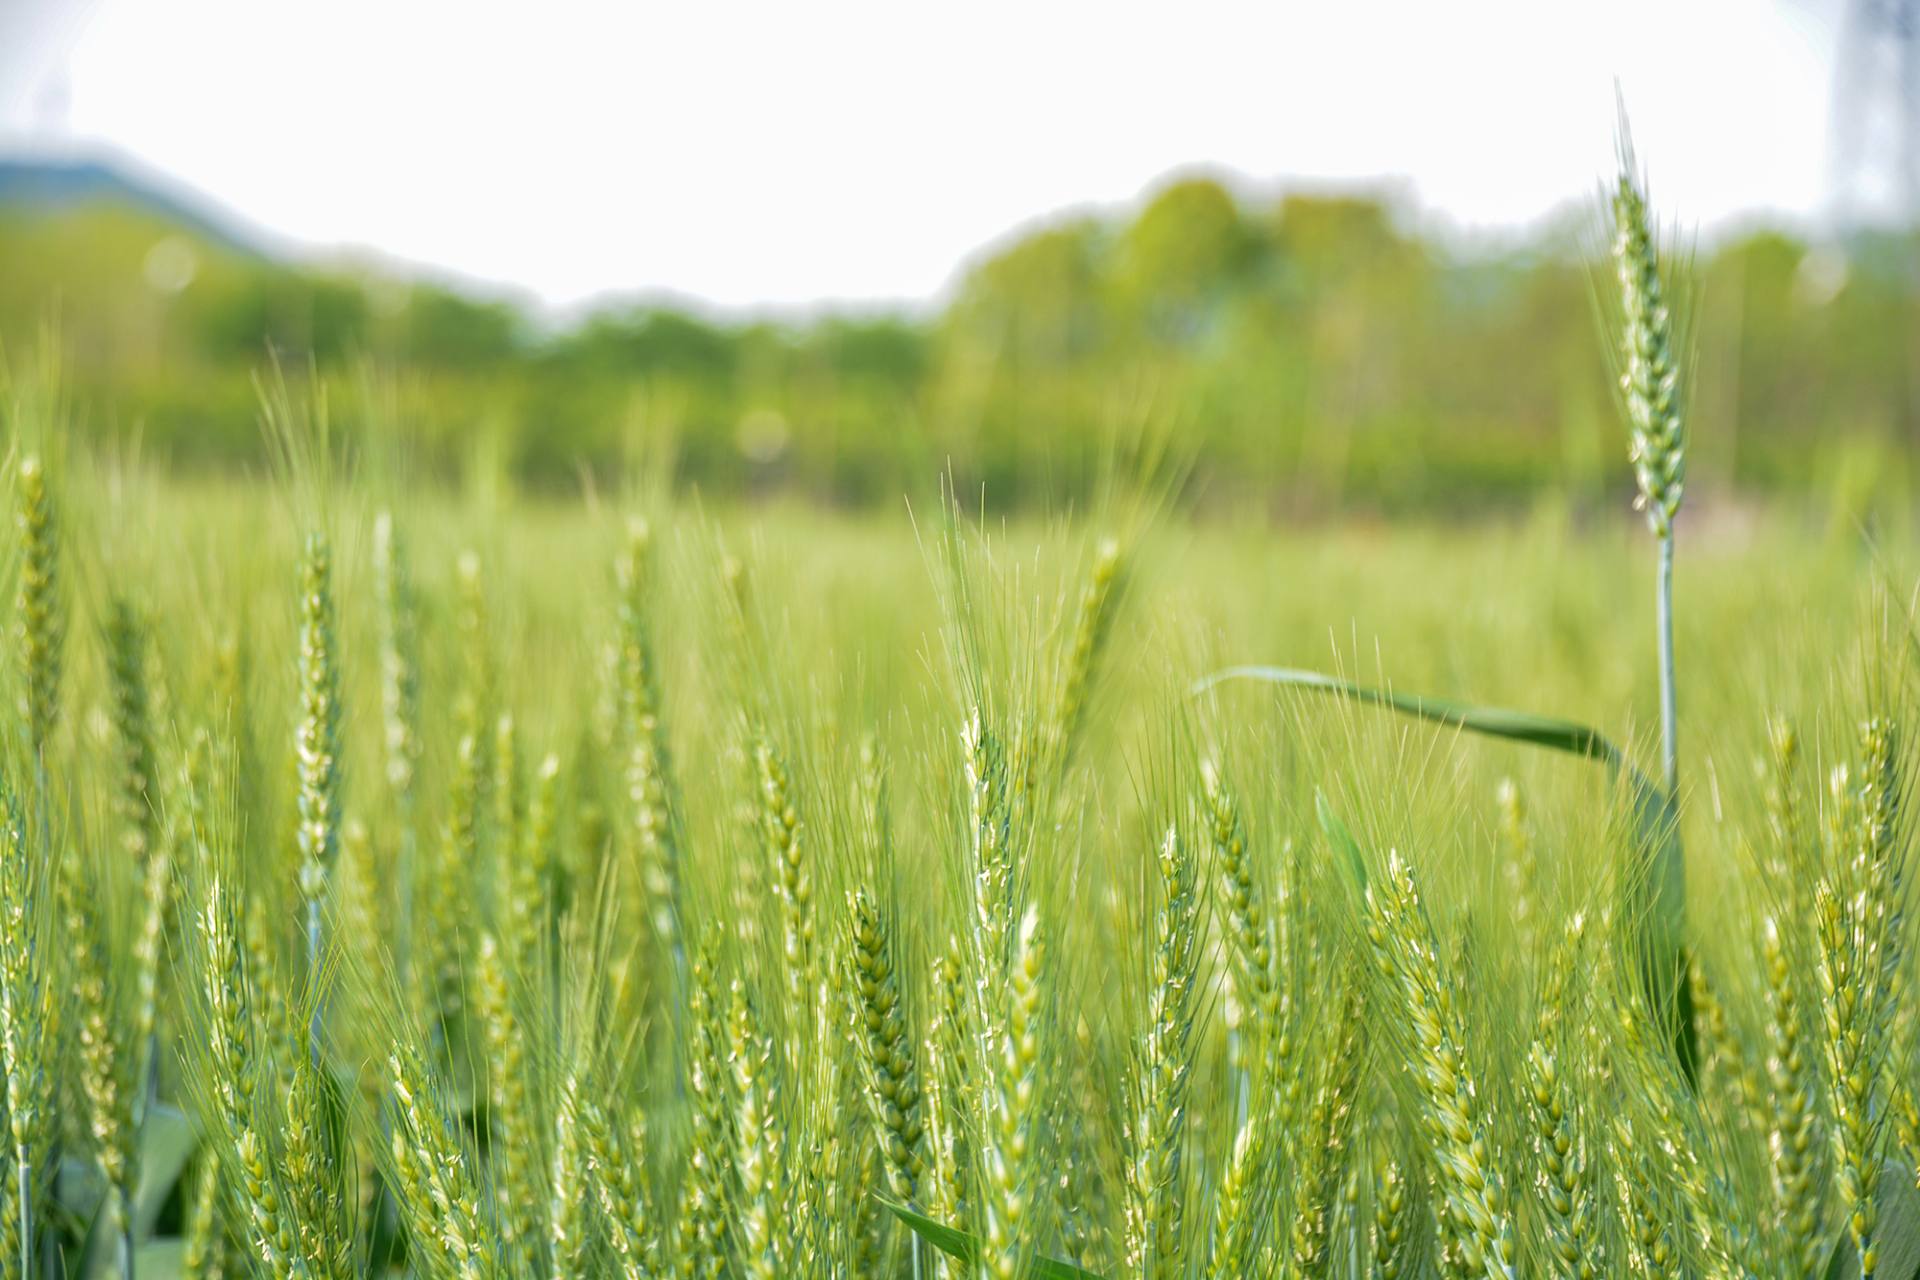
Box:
[2,180,1916,513]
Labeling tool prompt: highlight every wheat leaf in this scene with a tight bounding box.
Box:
[1196,667,1628,763]
[1315,789,1367,890]
[134,1105,197,1235]
[1201,664,1692,1077]
[877,1198,1106,1280]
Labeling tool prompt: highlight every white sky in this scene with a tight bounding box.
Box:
[0,0,1849,312]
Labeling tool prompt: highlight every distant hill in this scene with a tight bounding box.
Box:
[0,154,273,258]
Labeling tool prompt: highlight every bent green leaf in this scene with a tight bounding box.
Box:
[1196,667,1628,765]
[877,1198,1106,1280]
[1201,664,1692,1078]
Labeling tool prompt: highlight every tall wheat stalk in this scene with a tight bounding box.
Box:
[373,512,421,996]
[1815,720,1907,1280]
[293,532,341,1067]
[977,905,1044,1280]
[1363,851,1515,1280]
[1124,825,1199,1277]
[13,457,61,763]
[1611,129,1686,800]
[0,788,42,1280]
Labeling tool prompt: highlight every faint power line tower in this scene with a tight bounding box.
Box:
[1832,0,1920,225]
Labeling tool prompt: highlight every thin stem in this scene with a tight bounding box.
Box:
[135,1033,158,1128]
[15,1142,30,1280]
[1656,532,1677,799]
[394,810,413,1005]
[306,898,324,1069]
[118,1183,135,1280]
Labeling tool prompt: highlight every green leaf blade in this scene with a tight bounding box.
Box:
[1200,663,1694,1081]
[1196,666,1626,765]
[876,1199,1107,1280]
[1315,789,1367,891]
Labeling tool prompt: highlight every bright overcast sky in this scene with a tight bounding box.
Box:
[0,0,1849,312]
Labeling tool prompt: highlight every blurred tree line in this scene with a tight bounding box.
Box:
[2,175,1916,516]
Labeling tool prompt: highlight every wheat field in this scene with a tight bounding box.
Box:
[0,149,1914,1280]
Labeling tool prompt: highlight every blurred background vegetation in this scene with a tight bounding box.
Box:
[3,160,1917,521]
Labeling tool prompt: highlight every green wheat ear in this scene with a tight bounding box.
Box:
[728,978,783,1280]
[844,889,925,1205]
[980,904,1045,1280]
[1125,824,1200,1278]
[373,511,421,816]
[292,530,341,1066]
[1363,850,1516,1280]
[616,517,683,972]
[388,1045,494,1280]
[0,783,46,1280]
[104,594,156,851]
[1611,146,1685,542]
[1815,719,1907,1280]
[13,455,61,759]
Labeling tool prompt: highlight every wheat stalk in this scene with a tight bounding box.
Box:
[617,519,684,974]
[578,1093,661,1280]
[180,1152,231,1280]
[521,753,563,956]
[1608,1113,1685,1278]
[728,979,782,1280]
[673,947,733,1280]
[281,1058,353,1279]
[0,786,45,1280]
[1288,972,1367,1278]
[292,532,341,1066]
[1205,1113,1266,1279]
[1124,824,1200,1277]
[196,878,305,1280]
[845,889,926,1204]
[475,932,539,1268]
[977,904,1043,1280]
[1201,763,1288,1096]
[104,597,157,866]
[1495,779,1540,961]
[13,456,61,759]
[60,864,136,1278]
[1363,851,1515,1280]
[1034,536,1124,784]
[754,740,815,1020]
[964,708,1016,990]
[388,1046,493,1280]
[1522,915,1603,1280]
[921,938,969,1277]
[548,1071,593,1280]
[1611,130,1686,799]
[420,732,482,1027]
[1811,720,1906,1280]
[453,550,496,780]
